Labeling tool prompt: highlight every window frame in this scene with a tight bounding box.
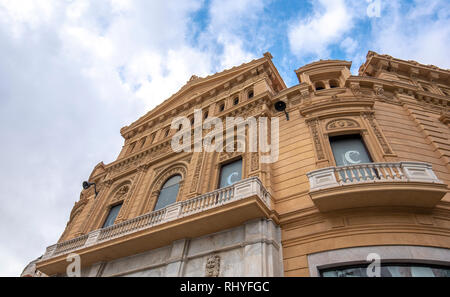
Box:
[217,157,243,189]
[153,174,182,211]
[102,203,123,228]
[328,133,374,167]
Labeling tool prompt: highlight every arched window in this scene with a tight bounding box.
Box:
[234,97,239,105]
[315,82,325,91]
[329,80,339,88]
[103,203,122,228]
[248,91,254,99]
[154,175,181,211]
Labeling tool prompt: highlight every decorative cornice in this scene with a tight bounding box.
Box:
[103,95,273,179]
[359,50,450,77]
[121,54,284,140]
[300,97,375,118]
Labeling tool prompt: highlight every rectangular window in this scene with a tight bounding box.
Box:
[218,159,242,188]
[329,134,373,181]
[102,204,122,228]
[329,134,372,166]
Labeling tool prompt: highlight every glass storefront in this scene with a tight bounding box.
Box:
[321,263,450,277]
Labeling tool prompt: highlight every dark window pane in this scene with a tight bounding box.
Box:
[219,159,242,188]
[154,175,181,211]
[103,204,122,228]
[330,135,372,166]
[330,135,373,182]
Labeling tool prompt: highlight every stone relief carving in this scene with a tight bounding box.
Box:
[219,141,243,162]
[374,85,385,97]
[153,166,186,190]
[326,119,360,131]
[112,184,129,202]
[205,254,221,277]
[350,82,361,96]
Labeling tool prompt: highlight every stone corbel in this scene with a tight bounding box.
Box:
[439,110,450,125]
[389,61,399,73]
[428,71,439,83]
[350,82,361,96]
[373,84,385,98]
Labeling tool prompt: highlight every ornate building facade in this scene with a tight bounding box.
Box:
[26,51,450,277]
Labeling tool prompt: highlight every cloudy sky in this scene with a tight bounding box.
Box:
[0,0,449,276]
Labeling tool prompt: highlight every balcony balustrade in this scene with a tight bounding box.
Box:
[307,162,447,211]
[37,177,273,274]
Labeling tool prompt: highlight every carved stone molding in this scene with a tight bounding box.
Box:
[363,113,393,155]
[306,119,325,160]
[374,85,385,98]
[111,184,130,204]
[152,166,187,191]
[190,154,204,193]
[326,119,360,131]
[350,82,361,96]
[251,152,259,171]
[205,254,221,277]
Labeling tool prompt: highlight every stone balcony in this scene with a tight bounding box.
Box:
[307,162,448,212]
[36,177,276,276]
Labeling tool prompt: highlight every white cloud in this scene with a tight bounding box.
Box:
[0,0,273,276]
[0,0,210,276]
[370,0,450,68]
[202,0,269,70]
[288,0,356,58]
[340,37,358,55]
